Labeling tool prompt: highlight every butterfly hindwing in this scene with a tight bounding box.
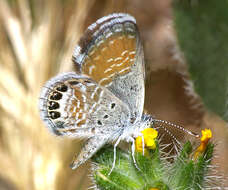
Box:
[39,72,131,138]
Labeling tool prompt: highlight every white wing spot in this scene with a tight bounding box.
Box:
[114,28,123,33]
[110,64,116,68]
[81,95,86,103]
[91,86,99,99]
[79,85,86,93]
[76,100,80,108]
[119,66,130,74]
[104,68,113,73]
[89,102,97,113]
[107,58,113,63]
[94,55,101,61]
[129,51,136,55]
[121,50,128,56]
[125,27,135,33]
[96,39,104,47]
[82,113,86,120]
[99,77,110,85]
[101,47,108,52]
[127,34,135,39]
[88,49,95,56]
[105,31,113,38]
[109,73,115,78]
[89,65,96,75]
[76,112,79,119]
[76,119,84,124]
[109,40,115,45]
[114,57,122,62]
[116,57,129,66]
[88,23,97,30]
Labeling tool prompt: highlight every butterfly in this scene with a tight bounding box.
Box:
[39,13,198,173]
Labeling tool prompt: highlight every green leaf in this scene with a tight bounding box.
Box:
[92,141,215,190]
[167,141,195,190]
[193,143,214,189]
[173,0,228,121]
[92,146,145,190]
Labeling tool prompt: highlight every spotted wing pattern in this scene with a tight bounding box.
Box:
[39,72,131,138]
[73,13,145,122]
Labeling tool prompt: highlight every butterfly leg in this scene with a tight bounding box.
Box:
[129,136,141,171]
[70,136,109,170]
[108,136,122,175]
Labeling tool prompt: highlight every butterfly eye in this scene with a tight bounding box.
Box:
[56,84,68,92]
[49,111,61,119]
[48,101,59,110]
[50,92,62,100]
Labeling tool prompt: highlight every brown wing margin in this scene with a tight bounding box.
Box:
[72,13,137,73]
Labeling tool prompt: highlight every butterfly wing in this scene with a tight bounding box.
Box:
[73,13,145,122]
[39,72,131,138]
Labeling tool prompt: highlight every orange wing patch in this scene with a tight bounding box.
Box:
[82,33,136,87]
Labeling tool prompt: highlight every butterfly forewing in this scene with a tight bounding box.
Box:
[73,13,145,122]
[39,72,131,138]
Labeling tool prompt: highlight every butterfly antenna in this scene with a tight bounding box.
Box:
[153,119,200,139]
[154,123,181,147]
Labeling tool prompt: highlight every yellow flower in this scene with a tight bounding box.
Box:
[200,128,212,142]
[149,188,159,190]
[194,128,212,160]
[135,128,158,153]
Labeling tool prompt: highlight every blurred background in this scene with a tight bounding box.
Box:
[0,0,227,189]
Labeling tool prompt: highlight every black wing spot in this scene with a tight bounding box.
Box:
[97,120,102,125]
[68,80,79,86]
[83,79,92,84]
[48,101,59,110]
[111,103,116,109]
[104,115,109,119]
[49,111,61,119]
[50,92,62,100]
[56,84,68,92]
